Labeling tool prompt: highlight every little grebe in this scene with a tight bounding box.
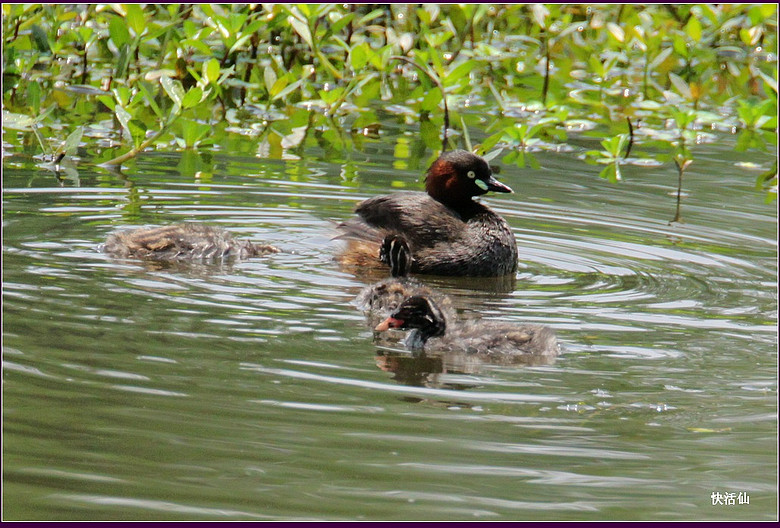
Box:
[338,150,518,277]
[103,223,279,261]
[356,236,456,325]
[375,295,559,363]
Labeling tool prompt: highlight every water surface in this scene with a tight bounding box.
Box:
[2,131,776,520]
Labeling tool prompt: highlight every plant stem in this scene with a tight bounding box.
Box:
[542,33,550,105]
[672,159,686,223]
[624,117,634,159]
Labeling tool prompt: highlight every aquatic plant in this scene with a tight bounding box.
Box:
[2,4,776,202]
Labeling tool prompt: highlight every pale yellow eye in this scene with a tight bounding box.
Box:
[467,170,476,179]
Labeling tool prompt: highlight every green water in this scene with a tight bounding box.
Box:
[2,133,776,520]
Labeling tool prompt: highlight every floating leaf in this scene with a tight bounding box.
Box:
[1,111,36,130]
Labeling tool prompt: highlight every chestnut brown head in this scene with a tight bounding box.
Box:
[424,150,512,209]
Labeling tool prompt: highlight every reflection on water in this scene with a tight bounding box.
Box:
[2,135,777,520]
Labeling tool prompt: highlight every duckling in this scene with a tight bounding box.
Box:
[375,295,559,364]
[338,150,517,277]
[103,223,279,261]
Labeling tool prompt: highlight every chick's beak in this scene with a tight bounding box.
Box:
[375,317,404,332]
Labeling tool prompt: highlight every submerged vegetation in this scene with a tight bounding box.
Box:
[2,4,778,203]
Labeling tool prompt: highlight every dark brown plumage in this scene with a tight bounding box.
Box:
[338,150,518,277]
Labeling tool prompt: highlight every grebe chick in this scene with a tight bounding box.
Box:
[356,235,455,325]
[375,295,559,364]
[103,223,279,261]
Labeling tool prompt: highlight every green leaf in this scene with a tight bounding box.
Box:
[649,47,674,71]
[115,105,132,138]
[672,34,689,57]
[30,24,50,53]
[115,43,131,79]
[758,4,777,18]
[125,4,146,37]
[127,119,147,148]
[668,72,691,99]
[97,95,116,111]
[269,75,290,99]
[264,65,278,95]
[588,55,605,77]
[607,22,625,43]
[358,9,385,25]
[755,161,777,190]
[289,16,313,50]
[599,163,621,182]
[758,70,778,94]
[27,81,41,114]
[181,86,203,109]
[136,81,163,120]
[445,60,477,85]
[685,15,702,42]
[350,42,370,71]
[272,78,304,101]
[181,38,214,56]
[739,26,763,46]
[420,88,442,112]
[160,75,184,107]
[1,111,36,130]
[204,58,220,84]
[480,130,505,153]
[61,126,84,156]
[178,118,212,148]
[329,12,355,35]
[77,25,93,43]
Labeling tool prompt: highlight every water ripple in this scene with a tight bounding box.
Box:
[240,363,564,404]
